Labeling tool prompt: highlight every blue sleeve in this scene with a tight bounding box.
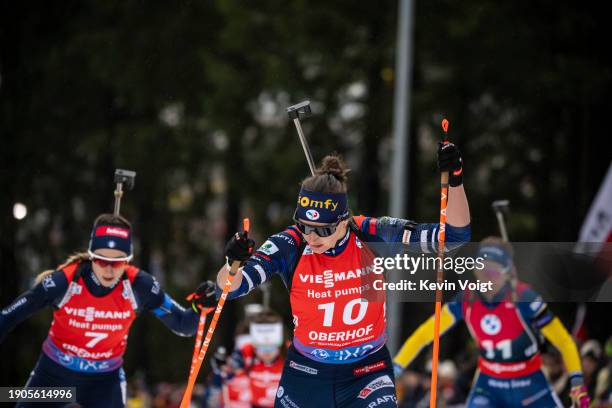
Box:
[132,271,198,337]
[218,228,301,300]
[516,287,553,329]
[357,216,471,252]
[0,270,68,343]
[446,292,466,321]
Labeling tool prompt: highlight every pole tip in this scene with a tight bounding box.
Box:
[441,118,449,134]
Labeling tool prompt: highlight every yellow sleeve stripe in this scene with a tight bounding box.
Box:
[540,317,582,376]
[393,304,456,368]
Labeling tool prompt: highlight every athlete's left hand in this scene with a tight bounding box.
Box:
[186,280,217,311]
[437,141,463,187]
[570,384,589,408]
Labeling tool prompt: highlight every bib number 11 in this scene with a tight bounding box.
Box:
[318,299,368,327]
[481,339,512,359]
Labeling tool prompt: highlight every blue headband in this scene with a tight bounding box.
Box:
[477,245,512,270]
[88,224,133,257]
[295,188,349,224]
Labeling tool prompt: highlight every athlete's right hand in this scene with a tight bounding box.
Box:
[224,231,255,265]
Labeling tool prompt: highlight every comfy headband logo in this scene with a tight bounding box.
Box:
[295,188,349,224]
[298,196,339,211]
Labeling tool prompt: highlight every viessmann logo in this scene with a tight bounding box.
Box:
[64,307,132,322]
[299,266,375,288]
[297,196,339,211]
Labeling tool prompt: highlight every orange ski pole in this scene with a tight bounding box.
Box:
[189,308,213,374]
[429,119,450,408]
[180,218,250,408]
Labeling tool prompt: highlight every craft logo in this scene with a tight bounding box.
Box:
[305,209,320,220]
[480,314,502,335]
[298,196,339,211]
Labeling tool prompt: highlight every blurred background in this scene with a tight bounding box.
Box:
[1,1,611,407]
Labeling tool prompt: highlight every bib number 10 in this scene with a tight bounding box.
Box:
[318,299,368,327]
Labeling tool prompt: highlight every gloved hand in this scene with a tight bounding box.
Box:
[437,141,463,187]
[570,384,589,408]
[224,231,255,265]
[186,280,217,312]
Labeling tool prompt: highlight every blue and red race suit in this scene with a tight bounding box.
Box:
[0,261,199,407]
[448,282,563,407]
[223,215,470,365]
[220,215,470,408]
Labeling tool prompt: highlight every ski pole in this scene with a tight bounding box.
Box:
[179,218,250,408]
[188,307,214,374]
[429,119,450,408]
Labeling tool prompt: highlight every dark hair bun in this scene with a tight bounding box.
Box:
[316,155,349,183]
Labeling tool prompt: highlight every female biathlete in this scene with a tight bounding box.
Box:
[214,310,287,408]
[0,213,216,408]
[216,142,471,408]
[393,237,590,408]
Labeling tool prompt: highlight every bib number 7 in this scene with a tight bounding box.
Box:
[84,331,109,348]
[318,299,368,327]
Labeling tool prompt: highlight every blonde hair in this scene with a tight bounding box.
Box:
[34,252,89,286]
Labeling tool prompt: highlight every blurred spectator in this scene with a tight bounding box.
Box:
[581,339,605,401]
[438,360,465,407]
[541,348,571,407]
[398,370,427,408]
[593,337,612,407]
[126,378,150,408]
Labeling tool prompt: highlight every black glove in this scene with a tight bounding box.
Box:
[437,141,463,187]
[224,231,255,265]
[186,280,217,311]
